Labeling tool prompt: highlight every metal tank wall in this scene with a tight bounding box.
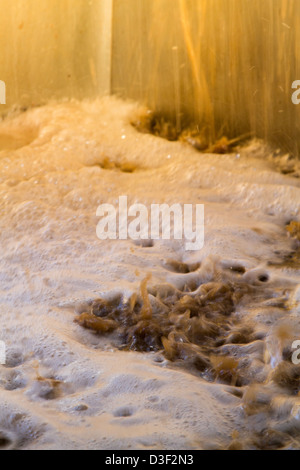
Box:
[0,0,113,112]
[111,0,300,154]
[1,0,300,154]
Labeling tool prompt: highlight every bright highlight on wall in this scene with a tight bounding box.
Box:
[112,0,300,154]
[0,0,113,109]
[0,80,5,104]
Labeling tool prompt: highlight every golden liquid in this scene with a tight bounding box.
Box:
[112,0,300,153]
[0,0,300,154]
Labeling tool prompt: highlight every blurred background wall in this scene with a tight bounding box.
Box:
[0,0,112,111]
[1,0,300,154]
[112,0,300,153]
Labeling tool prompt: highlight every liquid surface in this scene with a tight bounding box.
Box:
[0,97,299,450]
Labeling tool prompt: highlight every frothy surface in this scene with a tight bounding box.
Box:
[0,98,299,449]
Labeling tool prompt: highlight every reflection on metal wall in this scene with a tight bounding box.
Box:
[112,0,300,153]
[0,0,113,111]
[0,0,299,154]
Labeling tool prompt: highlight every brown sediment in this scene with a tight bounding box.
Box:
[267,223,300,270]
[227,265,246,274]
[210,355,239,386]
[74,273,264,384]
[95,156,139,173]
[227,432,244,451]
[272,362,300,395]
[164,259,201,274]
[225,325,255,345]
[32,361,63,400]
[227,427,293,451]
[131,110,180,142]
[131,109,252,154]
[251,429,292,451]
[242,384,272,416]
[286,221,300,241]
[73,263,300,449]
[268,249,300,269]
[203,134,252,155]
[75,312,117,333]
[139,274,152,319]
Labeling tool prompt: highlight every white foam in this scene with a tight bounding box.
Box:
[0,97,299,449]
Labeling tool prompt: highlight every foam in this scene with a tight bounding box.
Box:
[0,97,299,449]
